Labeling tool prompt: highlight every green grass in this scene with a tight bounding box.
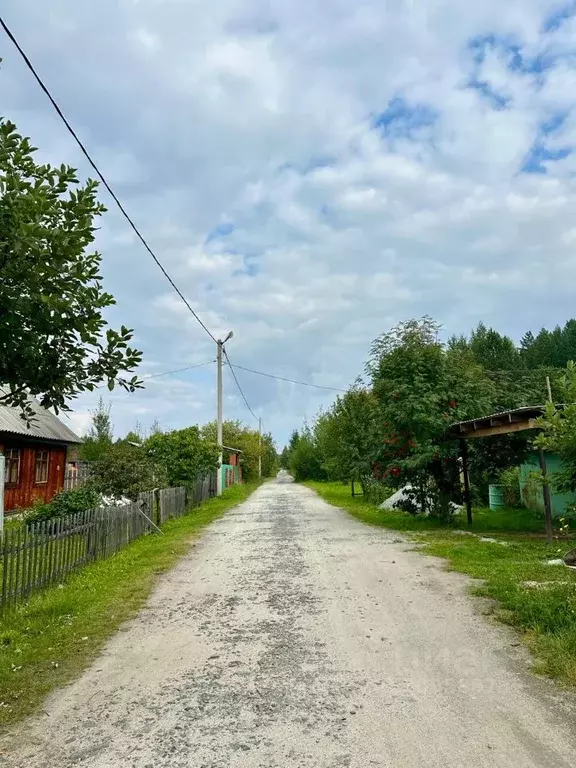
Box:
[307,481,576,687]
[0,482,259,728]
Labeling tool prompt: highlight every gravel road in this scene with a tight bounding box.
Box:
[2,478,575,767]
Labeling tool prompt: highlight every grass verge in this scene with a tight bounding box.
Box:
[307,481,576,687]
[0,482,259,728]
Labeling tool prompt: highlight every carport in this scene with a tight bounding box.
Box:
[448,406,554,543]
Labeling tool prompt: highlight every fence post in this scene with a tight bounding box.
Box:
[154,488,161,527]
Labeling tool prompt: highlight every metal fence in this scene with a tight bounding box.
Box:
[0,474,217,614]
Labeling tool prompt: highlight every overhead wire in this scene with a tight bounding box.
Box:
[1,17,347,423]
[142,360,216,380]
[225,362,346,392]
[222,349,259,422]
[0,16,217,344]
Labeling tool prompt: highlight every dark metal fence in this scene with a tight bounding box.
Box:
[0,473,218,614]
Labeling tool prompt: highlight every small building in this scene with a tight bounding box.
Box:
[0,394,82,512]
[519,451,576,518]
[222,446,243,488]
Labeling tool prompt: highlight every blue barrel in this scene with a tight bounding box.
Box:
[488,484,505,511]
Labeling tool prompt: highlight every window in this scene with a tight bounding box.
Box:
[35,450,49,484]
[5,448,21,485]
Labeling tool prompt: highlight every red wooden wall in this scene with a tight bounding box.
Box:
[0,440,67,512]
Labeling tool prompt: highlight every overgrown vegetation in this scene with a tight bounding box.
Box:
[285,316,576,521]
[536,361,576,508]
[24,487,101,525]
[201,419,278,480]
[309,482,576,687]
[75,405,278,503]
[0,483,259,727]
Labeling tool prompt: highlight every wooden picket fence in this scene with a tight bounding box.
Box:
[63,463,92,491]
[0,473,218,614]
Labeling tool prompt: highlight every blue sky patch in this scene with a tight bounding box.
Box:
[467,79,510,109]
[543,1,576,32]
[373,96,437,140]
[467,33,555,87]
[522,144,572,173]
[205,221,235,243]
[522,114,573,173]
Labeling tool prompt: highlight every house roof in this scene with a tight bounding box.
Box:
[0,390,82,444]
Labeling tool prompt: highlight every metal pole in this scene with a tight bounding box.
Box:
[460,439,473,526]
[258,417,262,479]
[546,375,553,403]
[217,340,223,497]
[0,454,4,536]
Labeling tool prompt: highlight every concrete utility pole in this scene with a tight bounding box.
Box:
[258,417,262,479]
[217,331,234,497]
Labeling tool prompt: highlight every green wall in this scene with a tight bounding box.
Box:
[519,452,576,518]
[221,464,240,489]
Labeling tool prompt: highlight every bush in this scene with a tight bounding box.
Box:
[499,466,521,507]
[24,487,101,525]
[362,477,393,505]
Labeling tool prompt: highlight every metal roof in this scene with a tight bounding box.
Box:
[0,389,82,444]
[449,406,547,431]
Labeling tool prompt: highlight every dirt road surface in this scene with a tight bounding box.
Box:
[2,479,575,767]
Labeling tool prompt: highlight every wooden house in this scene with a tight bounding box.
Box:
[0,394,82,512]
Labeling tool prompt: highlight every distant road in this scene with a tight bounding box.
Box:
[3,481,575,767]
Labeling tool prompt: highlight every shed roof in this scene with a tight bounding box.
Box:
[448,405,549,440]
[0,389,82,444]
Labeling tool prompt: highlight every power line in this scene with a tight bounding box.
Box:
[223,349,259,421]
[226,362,346,392]
[142,360,216,380]
[0,16,217,344]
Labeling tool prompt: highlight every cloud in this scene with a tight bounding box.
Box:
[2,0,576,445]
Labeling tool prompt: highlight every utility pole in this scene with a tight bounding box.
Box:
[216,331,234,497]
[258,417,262,479]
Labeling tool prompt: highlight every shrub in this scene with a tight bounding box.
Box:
[24,487,100,525]
[499,466,521,507]
[362,477,393,505]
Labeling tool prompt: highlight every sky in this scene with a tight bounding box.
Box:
[3,0,576,447]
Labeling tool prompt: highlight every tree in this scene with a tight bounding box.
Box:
[149,419,162,437]
[535,361,576,500]
[289,426,326,482]
[201,420,277,481]
[368,318,495,518]
[468,322,519,371]
[79,397,113,461]
[314,385,380,485]
[0,119,142,419]
[90,442,162,500]
[279,446,290,469]
[146,426,218,488]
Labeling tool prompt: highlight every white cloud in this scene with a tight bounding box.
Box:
[2,0,576,444]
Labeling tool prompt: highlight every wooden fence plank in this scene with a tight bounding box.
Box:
[0,481,214,613]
